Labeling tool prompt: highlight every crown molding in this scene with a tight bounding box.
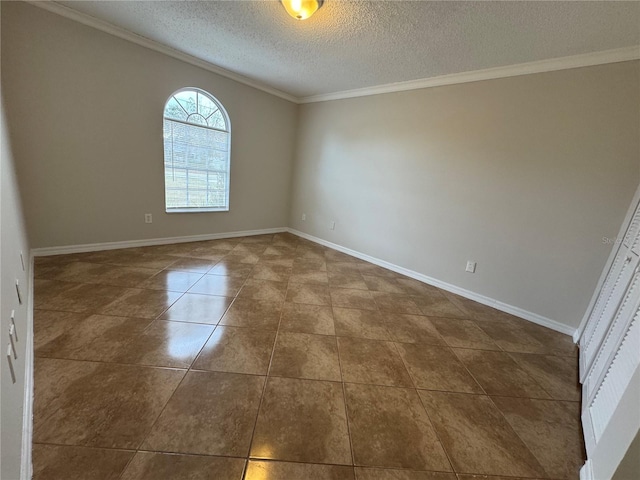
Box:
[300,46,640,104]
[26,1,299,104]
[26,1,640,106]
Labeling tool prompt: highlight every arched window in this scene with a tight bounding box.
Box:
[163,88,230,212]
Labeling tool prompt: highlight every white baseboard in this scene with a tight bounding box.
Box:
[287,228,576,337]
[21,255,35,480]
[31,227,288,257]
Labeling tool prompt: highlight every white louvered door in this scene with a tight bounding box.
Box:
[578,188,640,479]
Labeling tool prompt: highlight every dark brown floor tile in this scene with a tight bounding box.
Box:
[293,259,328,274]
[33,279,76,307]
[242,233,275,244]
[454,349,550,399]
[120,451,245,480]
[188,244,230,260]
[384,314,445,345]
[166,257,217,273]
[396,344,482,393]
[358,264,399,278]
[328,272,369,290]
[290,270,330,284]
[492,396,585,480]
[52,262,159,288]
[230,244,267,258]
[394,278,442,297]
[34,310,87,352]
[238,279,288,302]
[259,256,296,268]
[134,241,198,257]
[114,320,214,368]
[330,288,378,310]
[270,332,341,381]
[265,254,298,266]
[100,288,182,319]
[517,321,578,357]
[219,298,283,330]
[32,444,134,480]
[224,252,262,264]
[80,251,177,270]
[345,383,451,471]
[34,257,71,280]
[355,467,456,480]
[333,307,391,340]
[418,391,546,477]
[457,476,546,480]
[36,282,129,313]
[139,270,204,292]
[251,263,292,282]
[280,303,335,335]
[273,232,300,246]
[325,250,358,263]
[509,353,581,401]
[159,293,232,324]
[251,377,352,464]
[246,460,355,480]
[209,260,255,277]
[412,292,467,319]
[192,326,276,375]
[429,318,499,351]
[474,319,549,354]
[205,238,242,250]
[296,253,328,264]
[337,337,412,387]
[187,247,236,260]
[362,275,407,294]
[372,292,422,314]
[327,262,363,275]
[142,371,264,456]
[35,314,151,362]
[34,358,185,449]
[187,274,245,296]
[444,296,512,323]
[262,245,297,258]
[286,283,332,306]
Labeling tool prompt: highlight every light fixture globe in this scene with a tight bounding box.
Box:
[280,0,324,20]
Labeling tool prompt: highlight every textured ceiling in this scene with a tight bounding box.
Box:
[55,0,640,98]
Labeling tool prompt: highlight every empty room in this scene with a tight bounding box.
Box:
[1,1,639,479]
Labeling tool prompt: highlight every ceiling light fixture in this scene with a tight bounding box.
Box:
[280,0,324,20]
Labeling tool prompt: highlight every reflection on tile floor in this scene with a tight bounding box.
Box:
[32,233,584,479]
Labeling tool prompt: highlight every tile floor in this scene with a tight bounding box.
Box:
[32,233,585,479]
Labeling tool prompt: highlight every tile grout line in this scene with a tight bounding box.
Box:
[333,303,357,469]
[390,339,457,476]
[241,242,297,476]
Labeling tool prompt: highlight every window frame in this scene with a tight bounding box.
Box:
[162,87,231,214]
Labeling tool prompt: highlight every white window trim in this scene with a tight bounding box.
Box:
[163,87,231,213]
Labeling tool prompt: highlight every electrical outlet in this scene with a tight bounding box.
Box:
[330,221,335,230]
[144,213,153,224]
[465,261,477,273]
[302,213,306,221]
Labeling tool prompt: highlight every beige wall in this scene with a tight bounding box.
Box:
[1,2,298,249]
[1,3,32,473]
[290,61,640,328]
